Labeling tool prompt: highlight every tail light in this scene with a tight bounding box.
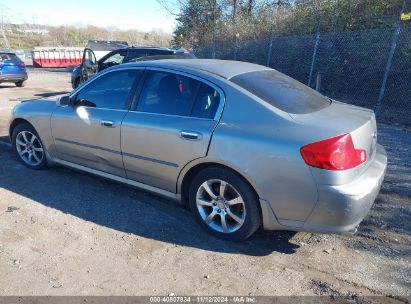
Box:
[300,133,366,170]
[19,61,26,68]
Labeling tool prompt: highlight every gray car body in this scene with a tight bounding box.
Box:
[8,59,387,233]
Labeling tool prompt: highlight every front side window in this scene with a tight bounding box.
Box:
[137,70,220,119]
[75,70,142,110]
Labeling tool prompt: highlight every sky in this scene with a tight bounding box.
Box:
[1,0,177,33]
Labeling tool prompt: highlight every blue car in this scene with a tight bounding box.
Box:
[0,51,28,87]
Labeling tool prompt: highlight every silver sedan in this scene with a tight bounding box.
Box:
[8,59,387,241]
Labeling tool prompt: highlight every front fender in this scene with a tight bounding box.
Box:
[9,100,56,154]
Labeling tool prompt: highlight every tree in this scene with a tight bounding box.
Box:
[159,0,405,48]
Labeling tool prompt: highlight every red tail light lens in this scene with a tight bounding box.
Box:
[19,61,26,68]
[300,133,366,170]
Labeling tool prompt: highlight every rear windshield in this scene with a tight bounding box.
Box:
[0,53,19,62]
[230,70,331,114]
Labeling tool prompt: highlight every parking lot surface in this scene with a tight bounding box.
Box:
[0,68,410,299]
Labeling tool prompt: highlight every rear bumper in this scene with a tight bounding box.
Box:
[302,144,387,233]
[0,73,28,83]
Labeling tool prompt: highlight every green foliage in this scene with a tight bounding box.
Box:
[171,0,406,47]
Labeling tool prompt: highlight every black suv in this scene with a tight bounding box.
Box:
[71,46,195,89]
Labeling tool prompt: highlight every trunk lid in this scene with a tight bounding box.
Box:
[291,100,377,176]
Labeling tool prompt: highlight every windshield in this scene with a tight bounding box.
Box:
[230,70,331,114]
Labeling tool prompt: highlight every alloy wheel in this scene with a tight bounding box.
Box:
[196,179,246,233]
[15,131,44,166]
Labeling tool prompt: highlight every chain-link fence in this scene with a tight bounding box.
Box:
[194,23,411,127]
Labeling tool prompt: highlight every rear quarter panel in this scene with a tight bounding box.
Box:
[205,82,319,223]
[290,100,378,186]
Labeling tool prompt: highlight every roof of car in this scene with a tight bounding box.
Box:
[123,59,271,79]
[128,46,187,53]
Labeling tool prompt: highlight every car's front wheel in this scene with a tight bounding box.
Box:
[12,123,47,170]
[15,81,26,87]
[189,167,262,241]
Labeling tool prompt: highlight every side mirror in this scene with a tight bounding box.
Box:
[56,95,70,107]
[77,99,96,108]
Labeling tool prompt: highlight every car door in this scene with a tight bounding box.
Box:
[51,68,143,177]
[121,68,224,192]
[80,48,98,83]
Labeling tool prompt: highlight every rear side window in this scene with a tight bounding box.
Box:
[230,70,331,114]
[191,83,221,119]
[146,50,174,56]
[137,70,220,119]
[126,50,148,61]
[0,53,19,62]
[175,52,196,59]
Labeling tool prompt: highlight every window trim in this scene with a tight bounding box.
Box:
[130,67,226,122]
[69,67,145,111]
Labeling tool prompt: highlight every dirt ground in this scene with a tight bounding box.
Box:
[0,68,410,300]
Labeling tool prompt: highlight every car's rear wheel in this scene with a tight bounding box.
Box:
[189,166,262,241]
[12,123,47,170]
[15,81,26,87]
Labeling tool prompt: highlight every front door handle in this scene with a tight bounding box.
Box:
[180,130,201,140]
[101,120,115,128]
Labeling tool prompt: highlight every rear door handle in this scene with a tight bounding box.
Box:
[101,120,115,128]
[180,131,201,140]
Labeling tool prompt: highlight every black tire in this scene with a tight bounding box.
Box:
[15,81,26,87]
[189,166,262,241]
[11,123,48,170]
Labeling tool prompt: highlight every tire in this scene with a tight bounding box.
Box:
[189,166,262,241]
[11,123,48,170]
[15,81,26,87]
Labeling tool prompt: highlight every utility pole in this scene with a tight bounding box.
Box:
[211,0,216,59]
[375,0,408,115]
[266,0,290,67]
[308,1,320,87]
[0,2,11,49]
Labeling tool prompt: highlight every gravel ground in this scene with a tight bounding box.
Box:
[0,68,410,300]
